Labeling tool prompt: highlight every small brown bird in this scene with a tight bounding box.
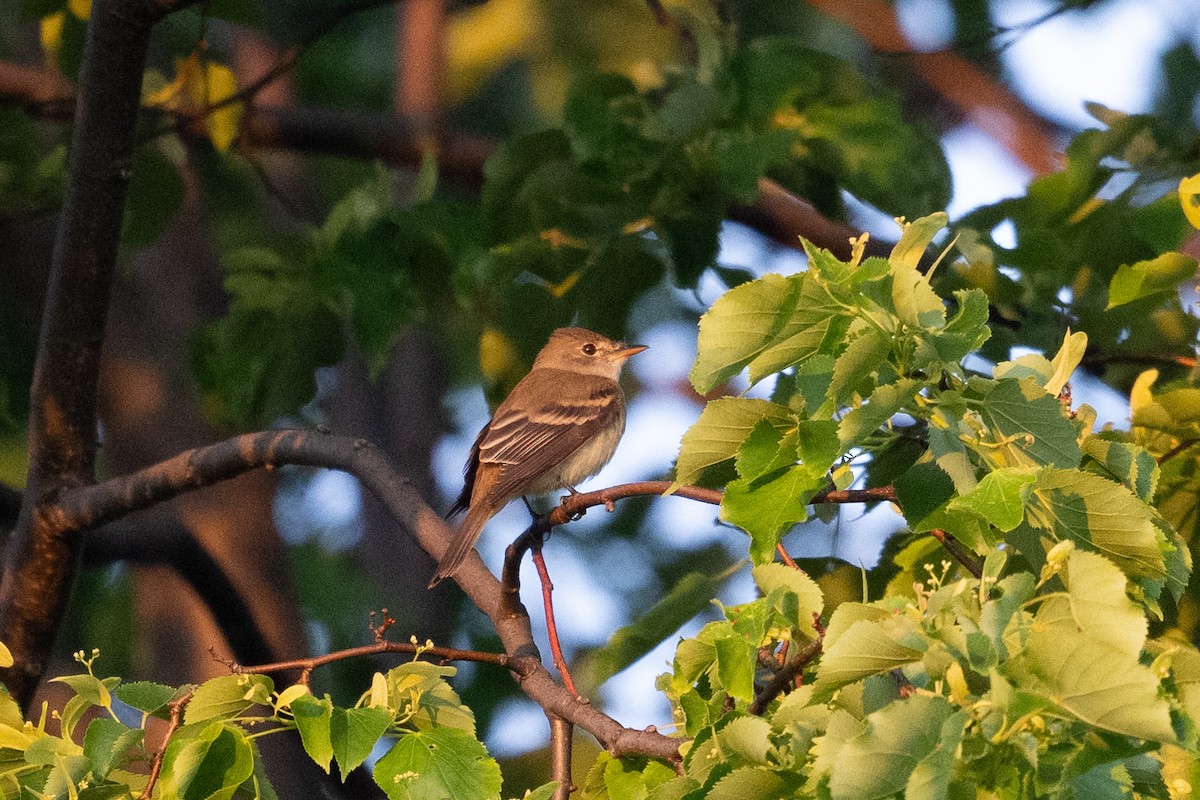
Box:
[429,327,647,587]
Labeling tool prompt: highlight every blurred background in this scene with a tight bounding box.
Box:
[1,0,1198,793]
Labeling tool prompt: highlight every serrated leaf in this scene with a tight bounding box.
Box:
[721,467,825,563]
[184,674,273,725]
[675,398,792,486]
[752,563,824,638]
[892,262,945,330]
[331,706,394,778]
[82,718,143,780]
[1025,468,1165,583]
[690,272,847,392]
[1081,436,1158,503]
[291,693,334,773]
[113,681,179,716]
[838,379,921,446]
[372,728,501,800]
[980,378,1081,469]
[949,466,1039,532]
[812,617,925,700]
[736,420,797,482]
[714,635,757,702]
[828,328,891,407]
[159,722,255,800]
[707,767,789,800]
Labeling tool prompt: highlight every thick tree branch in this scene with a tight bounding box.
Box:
[83,515,279,670]
[0,0,200,706]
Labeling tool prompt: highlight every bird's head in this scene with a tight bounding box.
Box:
[532,327,647,379]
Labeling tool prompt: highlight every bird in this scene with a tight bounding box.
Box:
[428,327,647,587]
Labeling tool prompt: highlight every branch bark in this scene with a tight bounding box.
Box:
[0,0,199,706]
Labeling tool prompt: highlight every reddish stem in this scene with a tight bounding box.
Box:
[532,546,580,698]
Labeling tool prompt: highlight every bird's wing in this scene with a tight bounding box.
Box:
[447,421,488,518]
[478,370,622,500]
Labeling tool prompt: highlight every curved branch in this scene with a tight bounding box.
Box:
[53,430,683,763]
[83,515,278,670]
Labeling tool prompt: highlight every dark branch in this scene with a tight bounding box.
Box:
[83,515,279,670]
[749,624,824,715]
[0,0,200,707]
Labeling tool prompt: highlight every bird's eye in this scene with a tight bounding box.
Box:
[582,343,597,356]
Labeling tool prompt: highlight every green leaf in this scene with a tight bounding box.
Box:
[714,635,757,703]
[890,213,949,271]
[290,693,334,773]
[159,722,255,800]
[331,706,394,778]
[707,767,790,800]
[828,328,892,407]
[735,420,797,482]
[979,378,1082,469]
[584,571,722,687]
[838,379,921,446]
[1081,436,1158,503]
[184,674,274,725]
[113,681,179,717]
[690,272,847,392]
[1011,550,1173,742]
[674,398,792,486]
[812,612,925,700]
[752,563,824,638]
[372,728,501,800]
[721,466,825,563]
[1107,252,1196,310]
[892,263,946,330]
[826,696,955,800]
[1024,468,1166,584]
[82,717,143,781]
[191,302,345,428]
[894,461,956,528]
[949,466,1039,532]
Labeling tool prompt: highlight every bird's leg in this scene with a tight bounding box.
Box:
[560,485,586,521]
[521,495,538,519]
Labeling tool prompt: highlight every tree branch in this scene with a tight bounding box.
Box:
[0,60,877,255]
[83,514,279,670]
[0,0,200,707]
[51,430,683,763]
[805,0,1062,176]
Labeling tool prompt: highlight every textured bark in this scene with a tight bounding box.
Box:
[0,0,198,706]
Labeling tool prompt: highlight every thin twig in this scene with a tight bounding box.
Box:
[227,638,508,677]
[928,528,983,578]
[532,547,579,698]
[749,619,824,715]
[1155,438,1200,466]
[140,688,195,800]
[776,542,799,569]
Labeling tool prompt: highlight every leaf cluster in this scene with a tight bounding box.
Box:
[0,654,534,800]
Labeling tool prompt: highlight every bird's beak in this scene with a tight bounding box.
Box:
[614,343,648,360]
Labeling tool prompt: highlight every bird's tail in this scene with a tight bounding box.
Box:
[428,504,492,588]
